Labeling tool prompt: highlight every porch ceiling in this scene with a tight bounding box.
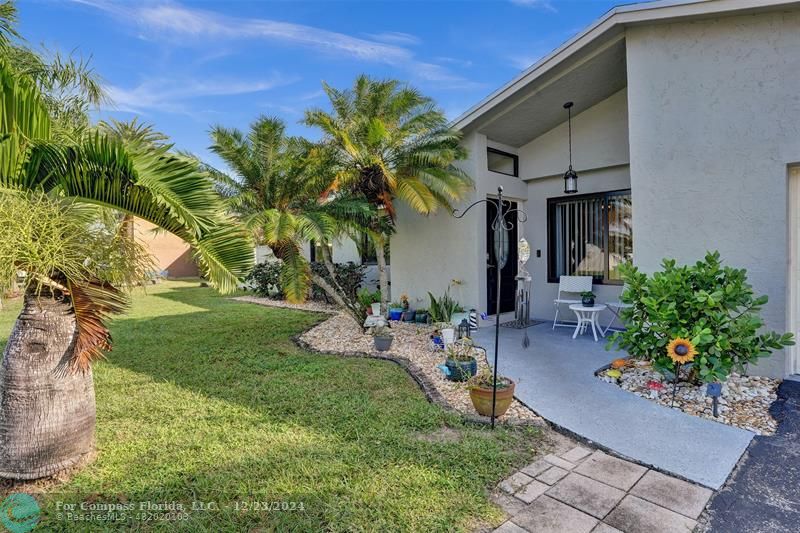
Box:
[470,38,627,148]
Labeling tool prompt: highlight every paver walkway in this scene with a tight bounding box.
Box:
[472,325,752,488]
[492,445,712,533]
[703,380,800,532]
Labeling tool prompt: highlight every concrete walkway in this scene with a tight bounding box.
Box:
[472,324,753,489]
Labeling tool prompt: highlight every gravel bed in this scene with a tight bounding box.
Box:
[598,361,780,435]
[233,297,542,425]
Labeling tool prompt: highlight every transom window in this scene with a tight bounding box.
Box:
[487,148,518,177]
[547,189,632,284]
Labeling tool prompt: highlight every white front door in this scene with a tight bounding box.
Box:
[789,166,800,375]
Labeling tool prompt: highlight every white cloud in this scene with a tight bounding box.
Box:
[76,1,475,86]
[510,0,557,12]
[105,74,296,114]
[365,31,421,46]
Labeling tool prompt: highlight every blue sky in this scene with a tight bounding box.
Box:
[18,0,620,168]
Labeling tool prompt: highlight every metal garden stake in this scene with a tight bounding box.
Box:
[453,186,527,428]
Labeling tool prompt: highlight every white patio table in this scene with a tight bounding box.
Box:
[569,303,607,342]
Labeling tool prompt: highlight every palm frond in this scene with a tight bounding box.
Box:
[68,279,129,371]
[189,221,254,294]
[277,242,310,303]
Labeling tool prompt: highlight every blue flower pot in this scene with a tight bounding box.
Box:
[445,357,478,382]
[389,308,403,321]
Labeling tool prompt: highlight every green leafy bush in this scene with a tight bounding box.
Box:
[310,262,366,303]
[611,251,794,382]
[246,262,283,298]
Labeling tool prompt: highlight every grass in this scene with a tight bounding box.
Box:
[0,281,543,531]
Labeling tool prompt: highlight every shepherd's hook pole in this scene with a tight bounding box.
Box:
[491,186,503,429]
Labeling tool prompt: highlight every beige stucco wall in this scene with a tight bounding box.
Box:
[518,89,630,180]
[134,218,198,278]
[626,10,800,377]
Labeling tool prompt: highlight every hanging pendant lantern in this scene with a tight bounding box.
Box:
[563,101,578,194]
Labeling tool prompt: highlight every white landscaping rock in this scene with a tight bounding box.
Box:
[598,364,779,435]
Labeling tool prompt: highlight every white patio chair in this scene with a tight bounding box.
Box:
[553,275,593,329]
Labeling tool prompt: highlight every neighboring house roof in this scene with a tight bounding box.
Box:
[453,0,800,140]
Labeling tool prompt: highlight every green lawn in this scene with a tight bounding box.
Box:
[0,281,542,532]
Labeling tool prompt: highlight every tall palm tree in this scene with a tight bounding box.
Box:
[208,116,373,323]
[0,60,253,479]
[304,75,473,311]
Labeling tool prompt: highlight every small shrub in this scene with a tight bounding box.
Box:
[611,251,794,382]
[246,262,283,298]
[310,262,366,303]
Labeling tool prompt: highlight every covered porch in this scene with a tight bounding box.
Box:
[472,323,753,489]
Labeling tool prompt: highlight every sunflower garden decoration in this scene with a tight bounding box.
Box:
[666,338,698,407]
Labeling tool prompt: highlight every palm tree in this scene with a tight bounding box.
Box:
[0,60,253,479]
[208,116,373,323]
[304,75,473,312]
[1,1,106,137]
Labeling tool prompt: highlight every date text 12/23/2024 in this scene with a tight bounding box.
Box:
[52,500,306,524]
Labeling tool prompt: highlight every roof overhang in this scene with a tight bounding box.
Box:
[454,0,800,146]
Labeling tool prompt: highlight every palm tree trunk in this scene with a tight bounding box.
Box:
[309,272,363,326]
[0,290,96,479]
[374,235,390,314]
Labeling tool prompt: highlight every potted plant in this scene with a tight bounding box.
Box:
[371,325,393,352]
[415,308,429,324]
[402,309,416,322]
[430,325,444,349]
[358,288,382,316]
[439,323,456,345]
[468,368,516,417]
[427,289,461,324]
[444,340,478,382]
[581,291,595,307]
[388,302,404,321]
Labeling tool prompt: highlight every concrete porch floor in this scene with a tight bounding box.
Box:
[471,323,753,489]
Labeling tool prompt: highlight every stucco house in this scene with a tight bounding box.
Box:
[390,0,800,378]
[133,218,199,278]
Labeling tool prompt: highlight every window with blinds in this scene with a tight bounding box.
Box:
[547,190,632,284]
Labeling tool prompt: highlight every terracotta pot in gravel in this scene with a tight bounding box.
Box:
[469,379,516,417]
